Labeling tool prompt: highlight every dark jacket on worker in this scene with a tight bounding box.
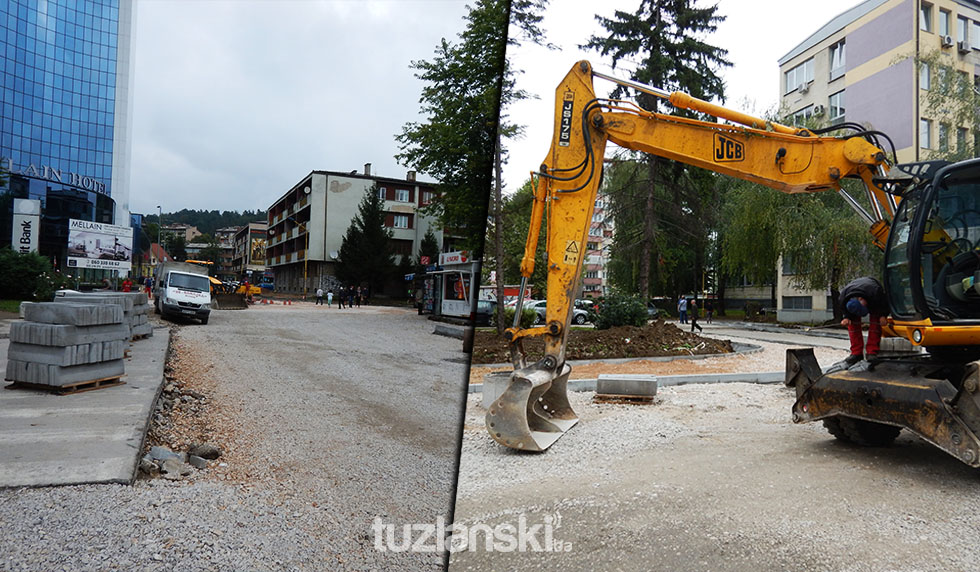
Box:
[839,276,889,319]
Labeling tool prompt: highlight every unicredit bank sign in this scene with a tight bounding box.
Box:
[439,251,469,266]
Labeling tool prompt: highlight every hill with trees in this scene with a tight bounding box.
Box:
[144,209,267,237]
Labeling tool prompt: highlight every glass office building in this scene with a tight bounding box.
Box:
[0,0,134,263]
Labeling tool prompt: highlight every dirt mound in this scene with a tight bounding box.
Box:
[471,319,734,364]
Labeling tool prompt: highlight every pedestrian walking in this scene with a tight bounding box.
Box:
[316,287,324,305]
[327,289,334,307]
[356,286,362,308]
[705,300,714,324]
[122,277,132,292]
[678,295,688,324]
[144,276,153,300]
[348,287,355,308]
[690,298,703,333]
[337,286,345,309]
[839,276,889,366]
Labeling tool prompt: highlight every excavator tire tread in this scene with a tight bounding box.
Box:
[822,416,901,446]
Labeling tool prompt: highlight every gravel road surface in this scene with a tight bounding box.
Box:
[0,304,467,571]
[451,332,980,572]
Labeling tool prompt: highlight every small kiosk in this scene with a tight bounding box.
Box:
[430,251,479,320]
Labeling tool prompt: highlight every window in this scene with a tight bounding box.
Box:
[829,91,845,121]
[974,21,980,49]
[791,105,813,126]
[940,122,950,152]
[959,16,969,42]
[959,70,970,96]
[940,9,950,36]
[958,127,968,152]
[395,188,410,202]
[377,187,387,200]
[421,190,435,205]
[594,199,604,208]
[393,214,409,229]
[584,271,599,279]
[589,226,602,236]
[587,241,598,251]
[784,58,814,93]
[782,296,813,310]
[920,62,930,90]
[920,3,932,32]
[921,118,932,149]
[591,213,603,222]
[829,41,845,80]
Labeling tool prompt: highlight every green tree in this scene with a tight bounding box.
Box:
[163,234,187,262]
[720,175,880,320]
[912,49,980,161]
[396,0,509,255]
[336,185,394,294]
[417,227,441,266]
[584,0,731,299]
[0,248,71,301]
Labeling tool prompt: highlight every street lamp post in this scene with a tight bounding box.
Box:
[156,205,162,249]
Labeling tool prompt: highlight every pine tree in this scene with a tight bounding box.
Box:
[416,227,441,269]
[584,0,731,299]
[336,185,394,294]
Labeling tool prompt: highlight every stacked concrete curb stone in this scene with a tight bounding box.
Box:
[54,291,153,340]
[6,302,128,389]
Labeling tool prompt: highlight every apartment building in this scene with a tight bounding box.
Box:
[266,164,444,295]
[772,0,980,321]
[582,193,613,298]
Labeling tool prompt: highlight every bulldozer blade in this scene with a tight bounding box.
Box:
[790,352,980,468]
[485,361,578,452]
[213,293,248,310]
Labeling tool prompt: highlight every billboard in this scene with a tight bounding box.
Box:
[66,219,133,271]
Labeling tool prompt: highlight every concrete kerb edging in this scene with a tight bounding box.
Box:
[467,341,764,393]
[128,325,173,485]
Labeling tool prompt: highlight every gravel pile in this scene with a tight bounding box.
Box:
[0,305,467,571]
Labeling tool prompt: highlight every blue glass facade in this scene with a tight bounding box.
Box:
[0,0,131,259]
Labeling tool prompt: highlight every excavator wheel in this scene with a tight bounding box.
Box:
[822,416,902,447]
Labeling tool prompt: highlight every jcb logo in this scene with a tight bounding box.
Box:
[713,133,744,162]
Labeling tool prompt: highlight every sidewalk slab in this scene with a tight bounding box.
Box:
[0,324,169,487]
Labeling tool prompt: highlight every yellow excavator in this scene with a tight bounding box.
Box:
[488,61,980,468]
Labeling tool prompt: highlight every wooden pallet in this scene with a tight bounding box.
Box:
[5,376,125,395]
[593,393,657,405]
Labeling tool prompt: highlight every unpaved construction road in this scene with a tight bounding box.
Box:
[451,331,980,572]
[0,304,467,571]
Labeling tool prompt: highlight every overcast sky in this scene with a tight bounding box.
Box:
[502,0,861,194]
[129,0,470,216]
[130,0,865,216]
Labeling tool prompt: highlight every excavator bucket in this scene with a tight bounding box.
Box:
[485,361,578,452]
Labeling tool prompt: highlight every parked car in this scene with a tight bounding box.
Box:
[647,301,669,320]
[525,299,589,325]
[475,299,498,326]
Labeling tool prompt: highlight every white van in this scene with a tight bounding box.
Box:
[153,261,212,324]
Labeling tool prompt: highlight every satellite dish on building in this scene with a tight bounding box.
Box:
[330,251,339,260]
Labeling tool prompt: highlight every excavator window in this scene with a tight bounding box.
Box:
[915,161,980,320]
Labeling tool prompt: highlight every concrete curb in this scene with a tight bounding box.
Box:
[469,369,785,394]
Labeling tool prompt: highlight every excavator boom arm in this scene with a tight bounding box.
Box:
[489,61,892,452]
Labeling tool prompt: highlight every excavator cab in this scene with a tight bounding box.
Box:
[885,159,980,332]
